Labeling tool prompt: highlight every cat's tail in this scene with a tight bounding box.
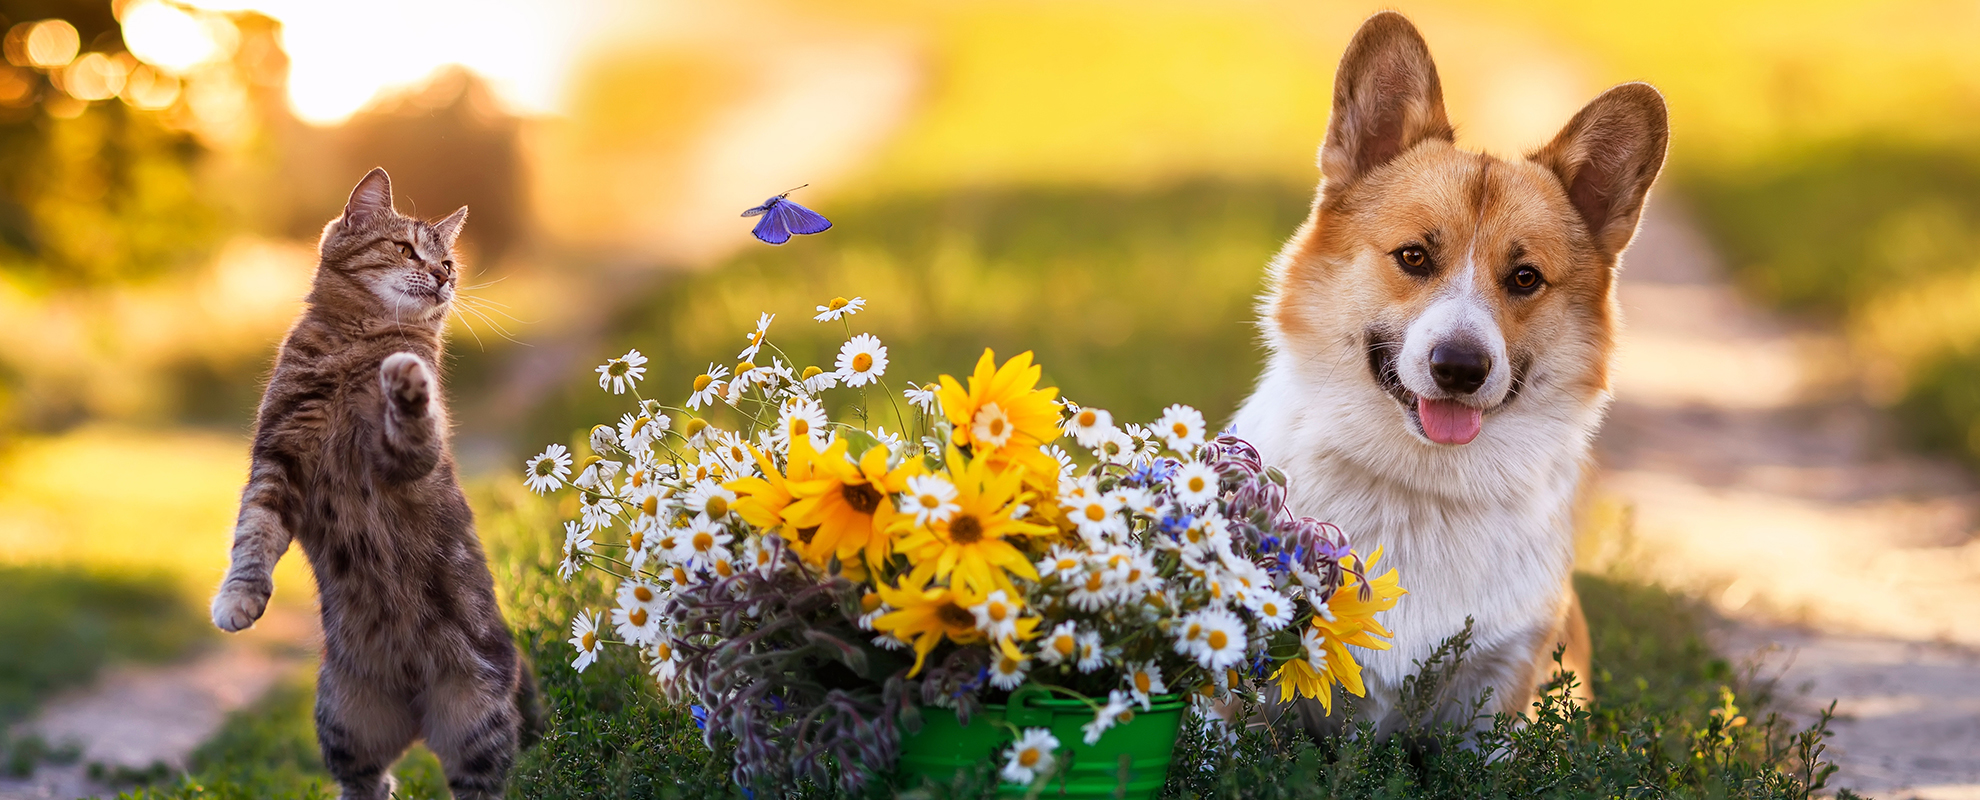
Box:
[515,653,546,750]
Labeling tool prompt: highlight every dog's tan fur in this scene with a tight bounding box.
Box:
[1235,12,1665,733]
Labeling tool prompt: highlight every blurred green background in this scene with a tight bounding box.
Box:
[0,0,1975,794]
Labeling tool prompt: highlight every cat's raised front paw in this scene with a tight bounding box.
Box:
[211,584,269,632]
[380,352,432,415]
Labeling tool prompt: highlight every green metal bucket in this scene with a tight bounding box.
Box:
[895,686,1188,799]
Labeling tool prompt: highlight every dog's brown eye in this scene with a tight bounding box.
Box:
[1394,246,1430,276]
[1507,265,1543,294]
[396,242,414,259]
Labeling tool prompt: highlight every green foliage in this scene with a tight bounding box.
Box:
[0,564,210,727]
[526,181,1308,450]
[1682,140,1980,467]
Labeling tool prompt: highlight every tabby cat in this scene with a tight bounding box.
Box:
[211,168,540,800]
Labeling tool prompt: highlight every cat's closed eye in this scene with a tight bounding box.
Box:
[395,242,415,259]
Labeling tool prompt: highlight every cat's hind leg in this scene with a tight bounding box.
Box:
[423,671,522,800]
[316,666,418,800]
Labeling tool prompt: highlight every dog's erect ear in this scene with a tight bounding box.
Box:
[1529,83,1669,256]
[344,167,394,222]
[1320,12,1454,187]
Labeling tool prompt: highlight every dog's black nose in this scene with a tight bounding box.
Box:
[1429,342,1490,394]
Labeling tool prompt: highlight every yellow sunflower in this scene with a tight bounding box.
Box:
[725,439,820,532]
[934,350,1061,483]
[871,574,985,676]
[782,438,920,571]
[893,446,1052,596]
[1277,547,1407,709]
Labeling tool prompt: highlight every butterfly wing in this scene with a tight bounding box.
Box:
[752,200,794,244]
[773,199,832,236]
[740,198,773,218]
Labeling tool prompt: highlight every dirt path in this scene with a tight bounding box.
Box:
[0,607,316,800]
[1596,199,1980,798]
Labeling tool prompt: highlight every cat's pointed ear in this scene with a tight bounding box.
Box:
[432,206,468,248]
[344,168,394,222]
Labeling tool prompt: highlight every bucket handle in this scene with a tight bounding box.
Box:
[1005,685,1053,727]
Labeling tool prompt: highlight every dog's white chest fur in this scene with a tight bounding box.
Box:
[1235,353,1602,724]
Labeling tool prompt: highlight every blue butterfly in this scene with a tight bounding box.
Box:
[741,185,832,245]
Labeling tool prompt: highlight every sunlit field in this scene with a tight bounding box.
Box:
[0,0,1974,796]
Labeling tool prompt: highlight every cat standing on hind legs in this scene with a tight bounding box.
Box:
[211,168,541,799]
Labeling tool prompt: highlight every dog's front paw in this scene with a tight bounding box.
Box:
[211,583,269,632]
[379,352,433,416]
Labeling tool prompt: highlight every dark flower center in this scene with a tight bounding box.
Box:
[948,514,984,544]
[937,602,975,630]
[842,482,883,514]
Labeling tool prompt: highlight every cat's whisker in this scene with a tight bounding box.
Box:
[449,306,488,351]
[456,294,533,323]
[456,302,531,347]
[457,276,509,291]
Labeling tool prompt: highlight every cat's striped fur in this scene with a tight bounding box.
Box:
[212,168,541,800]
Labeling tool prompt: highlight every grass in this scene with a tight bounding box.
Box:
[0,564,213,777]
[124,484,1839,798]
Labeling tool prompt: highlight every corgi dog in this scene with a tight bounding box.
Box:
[1233,11,1667,734]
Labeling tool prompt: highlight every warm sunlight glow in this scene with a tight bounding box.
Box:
[185,0,633,124]
[120,0,233,74]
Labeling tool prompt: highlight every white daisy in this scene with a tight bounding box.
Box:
[687,364,730,410]
[685,477,740,522]
[525,443,573,494]
[1123,423,1162,461]
[972,402,1014,449]
[1036,545,1086,581]
[835,333,888,387]
[1038,621,1081,667]
[613,414,654,454]
[612,581,664,646]
[1172,611,1209,659]
[744,535,783,577]
[813,295,865,322]
[1081,689,1134,745]
[1249,587,1294,631]
[1117,551,1163,600]
[1123,662,1167,710]
[1066,567,1115,612]
[1044,445,1076,479]
[1066,491,1127,543]
[1000,727,1059,785]
[774,396,830,451]
[649,634,682,687]
[969,590,1023,640]
[558,521,593,581]
[588,424,620,458]
[595,349,648,395]
[1061,405,1115,448]
[1093,427,1134,465]
[797,365,839,394]
[1118,487,1167,520]
[624,526,653,571]
[1190,608,1247,670]
[1301,626,1331,671]
[578,496,618,533]
[903,474,960,527]
[672,513,733,570]
[739,312,774,361]
[903,382,939,414]
[1171,461,1220,507]
[568,609,602,672]
[1074,630,1105,673]
[989,639,1031,690]
[1155,404,1207,453]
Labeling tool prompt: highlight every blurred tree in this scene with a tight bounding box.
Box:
[0,0,225,288]
[327,66,525,265]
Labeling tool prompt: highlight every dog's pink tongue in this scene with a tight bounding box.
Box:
[1418,397,1482,445]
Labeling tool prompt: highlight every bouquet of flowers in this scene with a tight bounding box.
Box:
[525,296,1405,793]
